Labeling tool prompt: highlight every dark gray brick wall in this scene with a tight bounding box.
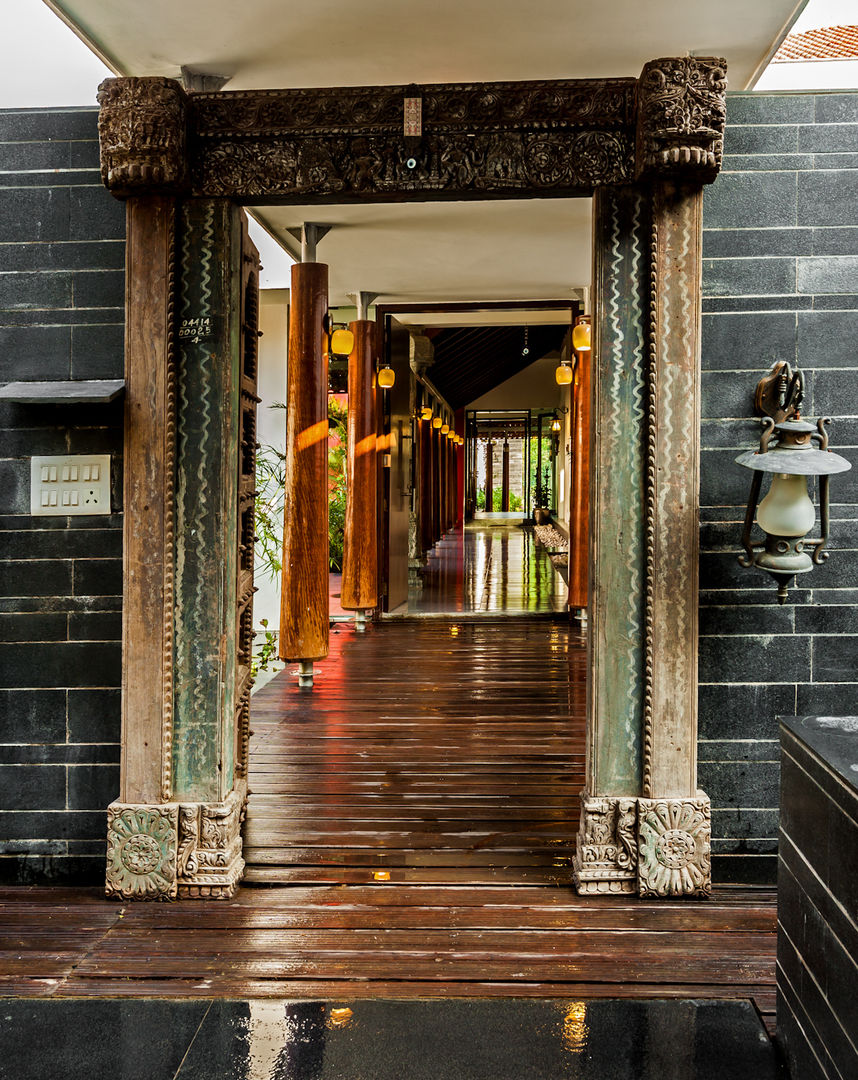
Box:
[0,108,124,884]
[701,92,858,885]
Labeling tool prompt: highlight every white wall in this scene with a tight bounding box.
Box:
[254,290,289,641]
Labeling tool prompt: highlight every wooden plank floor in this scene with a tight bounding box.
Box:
[0,617,776,1033]
[245,617,585,884]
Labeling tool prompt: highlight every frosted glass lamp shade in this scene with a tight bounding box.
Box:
[572,321,591,352]
[330,327,354,356]
[757,473,816,537]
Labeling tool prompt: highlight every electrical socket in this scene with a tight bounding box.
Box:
[30,455,112,517]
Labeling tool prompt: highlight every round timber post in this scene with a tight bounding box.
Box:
[279,261,330,681]
[341,319,379,619]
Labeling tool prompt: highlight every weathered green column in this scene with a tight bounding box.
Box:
[106,194,248,899]
[574,183,649,895]
[574,56,726,898]
[98,78,252,900]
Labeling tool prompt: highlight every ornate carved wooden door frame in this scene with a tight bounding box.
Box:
[98,58,727,899]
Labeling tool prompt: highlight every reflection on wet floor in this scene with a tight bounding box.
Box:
[409,524,567,615]
[1,997,782,1079]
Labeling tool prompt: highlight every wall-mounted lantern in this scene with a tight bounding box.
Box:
[323,313,354,358]
[736,362,851,603]
[571,315,591,352]
[555,360,573,385]
[376,361,395,389]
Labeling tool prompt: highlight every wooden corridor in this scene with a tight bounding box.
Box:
[0,617,776,1031]
[244,617,584,881]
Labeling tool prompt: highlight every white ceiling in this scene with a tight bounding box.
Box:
[51,0,802,90]
[50,0,803,306]
[261,199,592,308]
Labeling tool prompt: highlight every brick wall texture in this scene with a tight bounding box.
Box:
[700,92,858,884]
[0,93,855,885]
[0,109,124,883]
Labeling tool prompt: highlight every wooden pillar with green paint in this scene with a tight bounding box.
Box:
[106,196,252,901]
[171,199,244,806]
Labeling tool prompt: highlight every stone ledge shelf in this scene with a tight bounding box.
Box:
[0,379,125,404]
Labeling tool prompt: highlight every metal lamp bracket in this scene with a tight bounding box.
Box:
[754,361,804,424]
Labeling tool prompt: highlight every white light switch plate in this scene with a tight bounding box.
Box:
[30,455,111,516]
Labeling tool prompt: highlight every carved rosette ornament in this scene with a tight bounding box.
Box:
[106,804,178,900]
[105,784,246,901]
[97,77,189,195]
[574,793,711,897]
[637,796,711,898]
[634,57,727,183]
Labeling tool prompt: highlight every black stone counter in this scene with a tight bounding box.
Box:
[783,715,858,791]
[777,715,858,1080]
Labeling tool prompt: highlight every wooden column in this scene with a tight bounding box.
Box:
[120,195,176,808]
[646,181,703,800]
[279,262,329,663]
[501,440,510,512]
[433,426,442,541]
[568,345,591,610]
[341,319,378,612]
[445,429,451,531]
[485,441,494,512]
[575,179,711,898]
[467,430,477,519]
[586,184,649,801]
[108,196,249,901]
[171,198,243,805]
[447,436,456,528]
[574,184,650,897]
[419,415,433,553]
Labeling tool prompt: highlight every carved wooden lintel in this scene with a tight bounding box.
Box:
[573,791,711,897]
[97,63,726,202]
[634,57,727,183]
[105,783,246,901]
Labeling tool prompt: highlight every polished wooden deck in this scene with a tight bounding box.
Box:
[1,616,776,1034]
[245,617,584,882]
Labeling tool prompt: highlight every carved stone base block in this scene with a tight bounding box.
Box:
[572,795,637,895]
[573,791,711,898]
[637,793,711,898]
[106,783,246,901]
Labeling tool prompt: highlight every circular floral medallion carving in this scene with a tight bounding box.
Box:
[120,833,161,875]
[655,828,696,869]
[638,798,711,897]
[106,805,178,899]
